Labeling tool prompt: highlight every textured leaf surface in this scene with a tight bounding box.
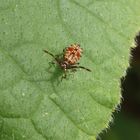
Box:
[0,0,140,140]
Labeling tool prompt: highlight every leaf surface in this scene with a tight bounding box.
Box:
[0,0,140,139]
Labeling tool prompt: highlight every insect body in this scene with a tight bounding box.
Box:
[64,44,82,65]
[44,44,91,79]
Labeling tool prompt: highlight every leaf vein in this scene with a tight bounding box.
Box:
[70,0,129,40]
[30,119,48,140]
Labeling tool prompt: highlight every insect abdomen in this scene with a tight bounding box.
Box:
[64,44,82,65]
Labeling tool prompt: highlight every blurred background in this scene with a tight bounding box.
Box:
[98,33,140,140]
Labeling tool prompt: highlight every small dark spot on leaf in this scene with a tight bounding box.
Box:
[2,31,6,35]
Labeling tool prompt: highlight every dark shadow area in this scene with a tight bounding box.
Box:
[98,32,140,140]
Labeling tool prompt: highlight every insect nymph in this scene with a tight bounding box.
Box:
[44,44,91,79]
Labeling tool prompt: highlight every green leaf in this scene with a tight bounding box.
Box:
[0,0,140,139]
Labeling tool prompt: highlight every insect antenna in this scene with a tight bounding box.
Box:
[43,50,55,58]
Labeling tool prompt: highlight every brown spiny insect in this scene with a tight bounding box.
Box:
[44,44,91,79]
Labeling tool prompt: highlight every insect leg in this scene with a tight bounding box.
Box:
[68,65,91,72]
[63,47,67,53]
[49,61,55,67]
[61,69,67,81]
